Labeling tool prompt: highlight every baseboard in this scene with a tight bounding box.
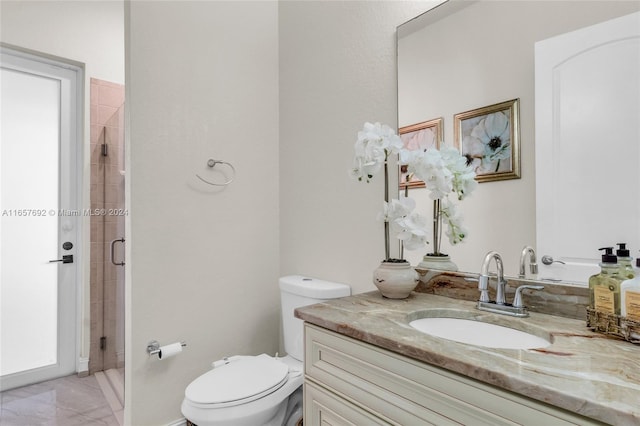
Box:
[165,418,187,426]
[77,357,89,376]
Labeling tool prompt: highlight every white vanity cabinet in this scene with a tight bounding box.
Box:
[303,323,603,426]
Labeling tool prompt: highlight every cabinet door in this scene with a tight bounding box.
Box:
[305,324,604,426]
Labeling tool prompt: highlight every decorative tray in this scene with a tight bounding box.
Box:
[586,308,640,344]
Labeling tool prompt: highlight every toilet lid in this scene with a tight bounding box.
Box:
[185,354,289,406]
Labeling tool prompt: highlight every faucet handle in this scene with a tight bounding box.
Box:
[513,285,544,308]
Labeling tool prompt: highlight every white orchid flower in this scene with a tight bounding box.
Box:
[391,211,429,251]
[406,148,454,200]
[379,196,429,251]
[350,121,477,258]
[378,196,415,222]
[350,122,403,183]
[438,145,478,200]
[440,200,468,245]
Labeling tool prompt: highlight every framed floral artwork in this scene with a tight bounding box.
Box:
[398,117,443,189]
[454,98,520,182]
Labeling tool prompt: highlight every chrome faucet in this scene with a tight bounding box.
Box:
[519,246,538,278]
[477,250,544,317]
[478,251,506,304]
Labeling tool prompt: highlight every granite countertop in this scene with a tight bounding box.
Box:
[295,291,640,425]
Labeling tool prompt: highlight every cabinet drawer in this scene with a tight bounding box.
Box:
[304,324,603,426]
[304,381,389,426]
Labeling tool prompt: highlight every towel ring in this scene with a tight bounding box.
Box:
[196,159,236,186]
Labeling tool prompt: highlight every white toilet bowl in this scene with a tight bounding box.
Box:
[181,354,303,426]
[181,276,350,426]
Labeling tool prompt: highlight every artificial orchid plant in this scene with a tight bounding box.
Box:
[350,122,477,261]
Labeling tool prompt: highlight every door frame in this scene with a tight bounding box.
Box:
[1,45,84,390]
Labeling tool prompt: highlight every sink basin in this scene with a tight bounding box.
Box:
[409,317,551,349]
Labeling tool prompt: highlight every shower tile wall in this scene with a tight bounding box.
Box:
[90,78,125,374]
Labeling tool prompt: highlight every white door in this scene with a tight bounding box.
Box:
[535,12,640,284]
[0,48,82,391]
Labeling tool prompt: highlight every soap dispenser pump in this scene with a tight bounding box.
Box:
[616,243,635,279]
[589,247,623,315]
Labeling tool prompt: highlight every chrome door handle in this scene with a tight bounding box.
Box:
[49,254,74,264]
[541,255,566,265]
[110,238,125,266]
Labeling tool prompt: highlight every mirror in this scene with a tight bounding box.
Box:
[397,0,640,283]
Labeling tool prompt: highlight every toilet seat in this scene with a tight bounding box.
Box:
[185,354,290,408]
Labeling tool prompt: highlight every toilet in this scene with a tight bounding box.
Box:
[181,275,351,426]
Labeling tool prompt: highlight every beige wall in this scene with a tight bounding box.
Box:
[1,0,125,373]
[126,2,280,424]
[127,1,434,423]
[279,1,436,296]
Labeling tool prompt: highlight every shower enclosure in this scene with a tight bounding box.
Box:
[89,78,125,386]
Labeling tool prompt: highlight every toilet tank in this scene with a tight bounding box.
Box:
[279,275,350,361]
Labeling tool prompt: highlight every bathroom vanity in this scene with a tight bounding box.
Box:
[295,291,640,425]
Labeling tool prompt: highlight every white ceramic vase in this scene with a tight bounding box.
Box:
[417,254,458,284]
[373,261,419,299]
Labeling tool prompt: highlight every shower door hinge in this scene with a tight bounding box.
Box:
[100,336,106,350]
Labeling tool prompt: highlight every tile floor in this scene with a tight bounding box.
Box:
[0,374,119,426]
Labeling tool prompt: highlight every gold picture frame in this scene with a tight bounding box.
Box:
[398,117,443,189]
[454,98,520,183]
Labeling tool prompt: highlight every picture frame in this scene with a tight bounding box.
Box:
[454,98,520,183]
[398,117,443,189]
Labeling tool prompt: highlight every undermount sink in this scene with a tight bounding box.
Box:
[409,317,551,350]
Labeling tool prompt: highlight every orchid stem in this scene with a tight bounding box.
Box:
[384,154,390,261]
[433,199,441,255]
[400,183,409,259]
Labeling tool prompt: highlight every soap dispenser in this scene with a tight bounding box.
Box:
[621,256,640,321]
[589,247,623,315]
[616,243,635,279]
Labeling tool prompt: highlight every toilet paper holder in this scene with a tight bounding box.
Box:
[147,340,187,357]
